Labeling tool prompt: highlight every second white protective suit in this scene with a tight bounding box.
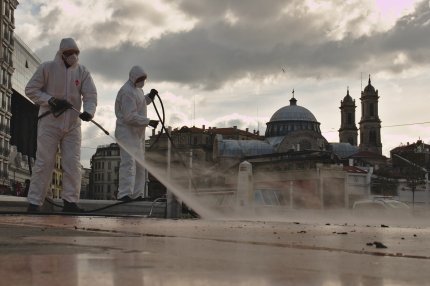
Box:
[25,38,97,206]
[115,66,153,200]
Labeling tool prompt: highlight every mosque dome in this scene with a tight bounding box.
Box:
[265,96,321,138]
[269,97,318,123]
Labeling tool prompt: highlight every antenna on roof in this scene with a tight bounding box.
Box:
[257,105,260,135]
[193,94,195,127]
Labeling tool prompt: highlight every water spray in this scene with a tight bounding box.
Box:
[75,93,214,218]
[34,94,217,218]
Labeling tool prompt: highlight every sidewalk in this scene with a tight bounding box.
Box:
[1,214,430,285]
[0,195,166,217]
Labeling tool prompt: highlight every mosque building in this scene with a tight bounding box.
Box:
[214,76,383,165]
[211,77,383,208]
[214,91,331,167]
[264,92,330,153]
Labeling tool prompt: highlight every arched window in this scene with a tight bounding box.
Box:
[347,113,353,124]
[369,130,377,144]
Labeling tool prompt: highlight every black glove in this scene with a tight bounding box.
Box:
[148,89,158,101]
[148,120,159,128]
[48,97,72,113]
[79,111,93,122]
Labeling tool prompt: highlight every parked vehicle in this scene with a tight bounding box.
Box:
[352,197,410,216]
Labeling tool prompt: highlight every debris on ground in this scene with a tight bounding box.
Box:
[373,241,388,248]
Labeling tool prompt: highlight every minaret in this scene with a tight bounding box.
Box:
[359,75,382,154]
[339,87,358,146]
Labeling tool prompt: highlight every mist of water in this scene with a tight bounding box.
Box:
[112,134,223,219]
[106,133,430,227]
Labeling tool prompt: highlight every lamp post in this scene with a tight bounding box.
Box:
[393,154,429,208]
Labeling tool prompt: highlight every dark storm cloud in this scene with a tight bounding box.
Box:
[110,1,166,26]
[91,21,123,43]
[169,0,291,21]
[68,1,430,89]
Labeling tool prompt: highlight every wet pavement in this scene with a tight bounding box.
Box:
[1,214,430,285]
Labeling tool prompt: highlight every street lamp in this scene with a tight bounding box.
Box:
[393,154,429,208]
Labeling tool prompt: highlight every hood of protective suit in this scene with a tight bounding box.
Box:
[60,38,80,53]
[55,38,80,63]
[26,36,97,133]
[129,66,147,85]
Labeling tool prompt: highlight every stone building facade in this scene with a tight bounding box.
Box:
[0,0,18,192]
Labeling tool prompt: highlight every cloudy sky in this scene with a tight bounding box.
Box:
[15,0,430,167]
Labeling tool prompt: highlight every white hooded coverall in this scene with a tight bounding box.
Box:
[25,38,97,205]
[115,66,152,199]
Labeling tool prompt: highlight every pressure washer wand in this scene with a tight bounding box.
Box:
[70,106,110,135]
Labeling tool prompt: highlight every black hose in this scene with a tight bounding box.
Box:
[43,197,146,213]
[150,93,199,192]
[148,93,165,149]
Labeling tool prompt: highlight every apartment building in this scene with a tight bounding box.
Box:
[0,0,18,192]
[89,143,120,200]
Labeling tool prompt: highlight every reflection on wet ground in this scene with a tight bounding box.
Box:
[1,214,430,285]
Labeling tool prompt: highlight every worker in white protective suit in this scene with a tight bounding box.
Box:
[25,38,97,212]
[115,66,158,201]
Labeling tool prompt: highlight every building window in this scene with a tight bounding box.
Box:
[369,130,377,144]
[369,103,374,117]
[347,113,352,125]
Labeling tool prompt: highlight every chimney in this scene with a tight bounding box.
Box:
[246,128,249,132]
[233,126,237,129]
[202,125,205,130]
